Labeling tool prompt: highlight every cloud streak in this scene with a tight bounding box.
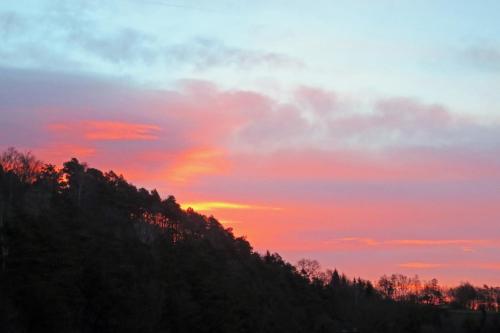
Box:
[48,121,162,141]
[399,262,444,269]
[164,37,305,70]
[326,238,500,250]
[181,201,281,212]
[462,45,500,72]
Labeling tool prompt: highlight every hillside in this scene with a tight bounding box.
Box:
[0,148,499,333]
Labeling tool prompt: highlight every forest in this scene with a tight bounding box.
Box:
[0,148,499,333]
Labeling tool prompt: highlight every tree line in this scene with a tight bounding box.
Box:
[297,258,500,312]
[1,148,499,332]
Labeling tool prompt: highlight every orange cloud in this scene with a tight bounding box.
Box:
[336,237,379,246]
[167,148,229,182]
[84,121,161,140]
[217,219,243,226]
[399,262,444,269]
[48,121,161,141]
[322,237,500,251]
[388,239,493,247]
[181,201,281,212]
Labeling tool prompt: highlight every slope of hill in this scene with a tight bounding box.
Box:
[0,149,498,333]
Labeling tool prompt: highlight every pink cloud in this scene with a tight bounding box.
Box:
[375,98,452,128]
[225,148,500,185]
[294,86,338,114]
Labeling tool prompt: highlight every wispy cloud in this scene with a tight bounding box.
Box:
[164,37,305,70]
[399,262,444,269]
[389,239,492,246]
[181,201,281,212]
[0,11,24,39]
[69,27,158,64]
[324,238,500,251]
[462,45,500,72]
[48,121,162,141]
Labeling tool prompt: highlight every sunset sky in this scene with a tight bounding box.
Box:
[2,0,500,285]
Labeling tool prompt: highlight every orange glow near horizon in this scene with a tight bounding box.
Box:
[181,201,281,212]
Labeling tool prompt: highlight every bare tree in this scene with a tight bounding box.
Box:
[0,147,42,183]
[296,258,321,281]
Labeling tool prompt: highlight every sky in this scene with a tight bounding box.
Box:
[1,0,500,286]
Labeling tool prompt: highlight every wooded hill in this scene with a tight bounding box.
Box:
[0,148,499,333]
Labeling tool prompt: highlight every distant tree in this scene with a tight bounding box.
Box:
[451,282,478,309]
[364,280,375,297]
[330,269,341,289]
[0,147,41,183]
[420,278,443,305]
[296,258,321,281]
[392,274,411,301]
[378,275,395,299]
[62,158,87,207]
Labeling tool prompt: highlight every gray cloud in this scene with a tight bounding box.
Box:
[0,11,25,39]
[462,45,500,72]
[67,27,158,64]
[0,5,303,72]
[165,37,305,70]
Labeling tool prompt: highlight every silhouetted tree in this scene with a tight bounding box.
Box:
[451,283,478,310]
[297,258,321,281]
[420,278,443,305]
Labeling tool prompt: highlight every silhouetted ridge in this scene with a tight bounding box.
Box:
[1,148,499,333]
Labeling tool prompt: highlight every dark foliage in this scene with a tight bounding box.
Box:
[0,149,499,332]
